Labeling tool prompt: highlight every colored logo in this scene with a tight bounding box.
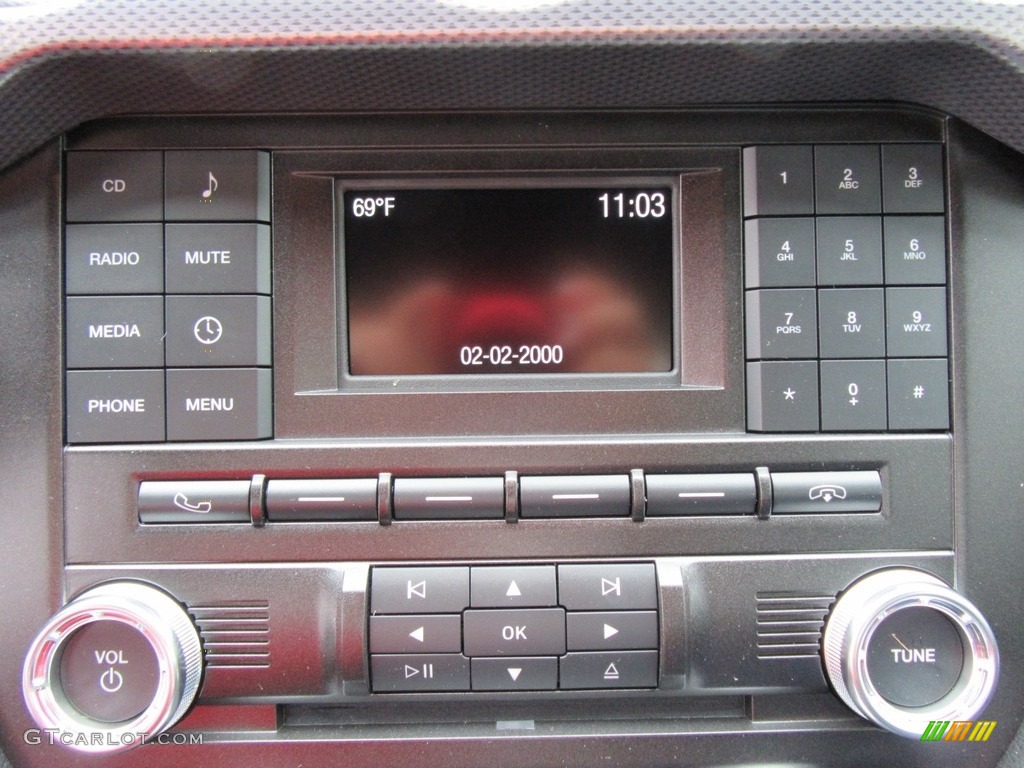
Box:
[921,720,997,742]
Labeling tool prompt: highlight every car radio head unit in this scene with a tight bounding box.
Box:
[340,182,677,379]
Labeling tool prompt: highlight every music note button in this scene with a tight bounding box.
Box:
[164,151,270,222]
[200,172,218,201]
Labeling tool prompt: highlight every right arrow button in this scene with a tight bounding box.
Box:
[566,611,658,651]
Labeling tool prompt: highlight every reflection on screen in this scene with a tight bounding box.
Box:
[343,187,675,376]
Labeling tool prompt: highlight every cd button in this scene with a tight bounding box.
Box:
[557,563,658,611]
[471,565,557,608]
[66,151,163,223]
[519,475,631,518]
[645,473,756,516]
[370,567,470,615]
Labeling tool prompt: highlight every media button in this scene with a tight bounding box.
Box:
[65,296,164,369]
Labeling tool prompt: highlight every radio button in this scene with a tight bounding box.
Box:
[463,608,566,657]
[742,146,814,217]
[371,567,470,615]
[883,216,946,285]
[165,295,272,367]
[471,565,557,608]
[519,475,630,518]
[165,223,271,295]
[815,216,883,286]
[66,296,164,369]
[138,480,251,523]
[66,370,165,444]
[746,360,820,432]
[744,217,816,288]
[265,478,378,521]
[471,657,557,691]
[566,611,658,652]
[887,358,950,430]
[770,470,882,514]
[370,654,470,693]
[818,288,886,359]
[164,150,270,223]
[559,650,658,690]
[557,563,657,611]
[65,224,164,295]
[645,473,756,516]
[814,145,881,215]
[66,151,163,223]
[165,367,272,441]
[882,144,945,214]
[369,615,462,655]
[393,477,504,520]
[745,289,818,360]
[885,287,948,358]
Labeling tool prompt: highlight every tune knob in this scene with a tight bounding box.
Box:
[822,568,999,739]
[23,582,203,753]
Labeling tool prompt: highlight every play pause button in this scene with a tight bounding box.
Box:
[371,654,470,692]
[471,657,558,691]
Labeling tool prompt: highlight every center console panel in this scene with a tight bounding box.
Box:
[17,106,1017,764]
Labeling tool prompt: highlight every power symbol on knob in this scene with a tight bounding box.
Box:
[99,667,124,693]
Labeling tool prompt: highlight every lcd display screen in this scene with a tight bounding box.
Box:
[343,185,675,376]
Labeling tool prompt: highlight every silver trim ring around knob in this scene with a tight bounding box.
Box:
[22,581,203,754]
[822,568,999,740]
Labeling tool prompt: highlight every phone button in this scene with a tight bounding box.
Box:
[138,480,251,523]
[770,471,882,514]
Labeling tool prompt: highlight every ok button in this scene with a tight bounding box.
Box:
[463,608,566,656]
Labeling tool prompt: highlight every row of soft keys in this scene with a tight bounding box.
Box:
[136,470,882,523]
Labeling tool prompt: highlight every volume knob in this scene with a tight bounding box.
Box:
[822,568,999,739]
[23,582,203,753]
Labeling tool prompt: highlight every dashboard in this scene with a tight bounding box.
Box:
[1,2,1024,767]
